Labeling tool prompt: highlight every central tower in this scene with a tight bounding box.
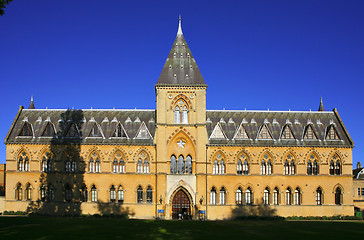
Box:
[154,17,208,219]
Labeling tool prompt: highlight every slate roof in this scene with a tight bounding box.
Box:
[206,109,353,147]
[156,18,206,86]
[5,108,156,145]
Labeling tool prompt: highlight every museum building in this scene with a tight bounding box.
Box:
[4,18,354,219]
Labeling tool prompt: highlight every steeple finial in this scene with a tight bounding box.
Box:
[318,97,325,111]
[28,95,35,109]
[177,15,183,35]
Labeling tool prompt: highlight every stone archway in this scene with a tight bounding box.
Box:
[171,188,192,220]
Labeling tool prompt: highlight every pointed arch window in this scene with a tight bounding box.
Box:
[182,106,188,124]
[146,186,153,203]
[220,187,226,205]
[178,155,184,174]
[40,185,47,202]
[137,186,143,203]
[316,187,323,205]
[174,100,189,124]
[210,187,216,205]
[144,160,149,174]
[65,159,71,173]
[118,186,124,203]
[19,122,33,137]
[307,160,313,175]
[15,183,22,201]
[237,153,249,175]
[330,154,341,175]
[335,187,342,205]
[213,160,219,175]
[110,185,116,203]
[237,160,242,175]
[41,152,53,173]
[219,160,225,174]
[25,184,32,201]
[261,160,266,175]
[185,155,192,174]
[283,154,295,175]
[42,123,55,137]
[285,188,292,205]
[329,160,335,175]
[313,160,319,175]
[71,160,77,173]
[170,155,177,174]
[294,188,301,205]
[263,188,270,205]
[174,106,180,124]
[245,188,253,205]
[284,160,289,175]
[89,152,100,173]
[91,185,98,202]
[261,155,272,175]
[18,151,30,172]
[113,159,118,173]
[137,152,149,174]
[236,187,242,205]
[112,151,125,173]
[243,160,249,175]
[81,185,88,202]
[273,187,279,205]
[137,159,143,173]
[335,160,341,175]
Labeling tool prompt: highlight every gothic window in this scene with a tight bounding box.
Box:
[144,160,149,173]
[316,187,323,205]
[307,160,313,175]
[40,185,46,202]
[261,160,266,175]
[71,160,77,172]
[273,187,279,205]
[18,151,30,172]
[19,122,33,137]
[258,124,272,139]
[307,154,318,175]
[15,183,22,201]
[290,160,295,175]
[81,186,88,202]
[219,160,225,175]
[313,160,319,175]
[174,106,180,124]
[170,155,177,174]
[237,160,242,175]
[330,154,341,175]
[42,123,55,137]
[113,159,118,173]
[210,187,216,205]
[118,186,124,203]
[243,160,249,175]
[236,187,242,205]
[113,123,127,138]
[174,100,188,124]
[120,159,125,173]
[48,184,54,201]
[146,186,153,203]
[137,152,149,174]
[267,160,272,175]
[281,124,295,139]
[89,152,100,173]
[89,124,101,137]
[283,154,295,175]
[326,125,339,140]
[25,184,32,201]
[261,154,272,175]
[178,155,184,174]
[220,187,226,205]
[285,188,292,205]
[335,187,342,205]
[110,185,116,203]
[263,188,270,205]
[185,155,192,174]
[65,159,71,173]
[42,152,53,173]
[329,160,335,175]
[284,160,289,175]
[91,185,97,202]
[112,151,125,173]
[245,188,253,205]
[294,188,301,205]
[137,159,143,173]
[137,186,143,203]
[65,184,72,202]
[182,106,188,124]
[89,159,94,173]
[335,160,341,175]
[213,160,219,175]
[303,125,317,140]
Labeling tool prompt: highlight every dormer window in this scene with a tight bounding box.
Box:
[19,122,33,137]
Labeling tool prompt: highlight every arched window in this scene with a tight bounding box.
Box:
[174,100,189,124]
[267,160,272,175]
[178,155,184,174]
[95,158,100,173]
[285,188,292,205]
[294,188,301,205]
[81,186,87,202]
[307,160,312,175]
[65,184,72,202]
[290,160,295,175]
[42,158,47,172]
[18,155,24,171]
[89,152,100,173]
[335,160,341,175]
[113,159,118,173]
[137,159,143,173]
[236,187,242,205]
[144,160,149,174]
[48,184,54,201]
[146,186,153,203]
[313,160,319,175]
[182,106,188,124]
[41,152,52,173]
[335,187,342,205]
[91,185,97,202]
[237,160,242,175]
[40,185,46,202]
[273,187,279,205]
[263,188,270,205]
[210,187,216,205]
[284,154,295,175]
[71,160,77,173]
[245,188,252,205]
[137,152,149,174]
[89,159,94,173]
[137,186,143,203]
[243,160,249,175]
[284,160,289,175]
[15,183,22,201]
[213,160,219,175]
[119,159,125,173]
[112,151,125,173]
[329,160,335,175]
[65,159,71,173]
[110,185,116,202]
[174,106,180,124]
[261,160,266,175]
[185,155,192,174]
[25,184,32,201]
[19,122,33,136]
[220,187,226,205]
[219,160,225,174]
[316,187,323,205]
[118,186,124,203]
[170,155,177,174]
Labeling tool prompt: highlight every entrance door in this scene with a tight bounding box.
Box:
[172,189,191,219]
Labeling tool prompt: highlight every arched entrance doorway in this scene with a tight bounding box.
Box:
[172,189,191,219]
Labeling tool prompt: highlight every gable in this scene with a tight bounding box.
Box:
[258,124,272,140]
[233,124,249,139]
[134,122,152,139]
[210,123,228,140]
[281,125,295,140]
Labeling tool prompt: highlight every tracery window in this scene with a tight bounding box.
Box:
[273,187,279,205]
[316,187,323,205]
[219,160,225,175]
[212,155,225,175]
[283,154,295,175]
[245,188,253,205]
[18,151,30,172]
[326,125,339,140]
[294,188,301,205]
[335,187,342,205]
[170,155,177,174]
[15,183,22,201]
[303,125,317,140]
[171,154,192,174]
[89,152,100,173]
[210,187,216,205]
[110,185,116,202]
[329,160,335,175]
[330,154,341,175]
[237,160,242,175]
[113,123,127,138]
[236,187,242,205]
[41,152,53,173]
[263,188,270,205]
[307,154,319,175]
[25,184,32,201]
[220,187,226,205]
[285,188,292,205]
[313,160,319,175]
[118,186,124,203]
[91,185,98,202]
[65,153,77,173]
[137,152,150,174]
[146,186,153,203]
[260,154,272,175]
[137,186,143,203]
[237,153,249,175]
[174,100,189,124]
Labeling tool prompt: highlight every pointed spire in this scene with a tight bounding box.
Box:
[28,96,35,109]
[177,15,183,35]
[318,97,325,111]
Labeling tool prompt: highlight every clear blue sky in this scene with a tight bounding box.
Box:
[1,1,363,167]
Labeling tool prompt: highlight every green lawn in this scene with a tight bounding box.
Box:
[0,217,363,240]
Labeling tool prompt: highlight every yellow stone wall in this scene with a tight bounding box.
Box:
[353,179,364,211]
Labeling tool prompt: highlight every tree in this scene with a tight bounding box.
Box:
[0,0,13,16]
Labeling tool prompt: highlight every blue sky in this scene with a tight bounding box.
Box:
[1,1,363,166]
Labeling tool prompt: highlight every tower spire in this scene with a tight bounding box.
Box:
[177,15,183,35]
[318,97,325,111]
[28,96,35,109]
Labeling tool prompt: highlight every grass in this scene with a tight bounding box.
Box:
[0,217,363,240]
